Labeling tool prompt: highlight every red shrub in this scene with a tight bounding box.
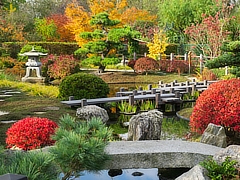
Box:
[127,60,136,69]
[6,117,58,150]
[159,59,196,73]
[134,57,159,75]
[190,79,240,134]
[41,54,80,79]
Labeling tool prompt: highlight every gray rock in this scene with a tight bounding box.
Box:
[175,165,210,180]
[200,123,227,148]
[76,105,109,123]
[213,145,240,169]
[127,110,163,141]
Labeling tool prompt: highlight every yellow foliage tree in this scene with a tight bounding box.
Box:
[65,0,156,47]
[147,31,169,60]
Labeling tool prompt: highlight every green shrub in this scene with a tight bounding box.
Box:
[200,156,238,180]
[50,114,112,180]
[59,73,110,100]
[0,151,58,180]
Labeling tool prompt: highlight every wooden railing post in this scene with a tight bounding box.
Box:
[148,84,152,90]
[134,52,137,61]
[129,95,134,106]
[81,99,87,107]
[69,96,74,101]
[170,53,174,61]
[158,53,162,61]
[155,93,161,109]
[200,54,203,74]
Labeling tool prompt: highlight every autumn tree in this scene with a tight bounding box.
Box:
[147,30,169,59]
[75,13,141,72]
[35,14,75,42]
[184,0,235,58]
[65,0,156,47]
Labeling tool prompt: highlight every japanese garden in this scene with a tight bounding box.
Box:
[0,0,240,179]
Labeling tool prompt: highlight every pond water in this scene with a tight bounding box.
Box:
[59,168,190,180]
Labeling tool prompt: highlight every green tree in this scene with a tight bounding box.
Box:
[205,41,240,77]
[75,13,141,72]
[158,0,218,33]
[50,114,112,180]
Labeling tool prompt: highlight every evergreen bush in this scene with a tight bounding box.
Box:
[59,73,110,100]
[50,114,112,180]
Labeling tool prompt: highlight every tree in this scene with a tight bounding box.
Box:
[184,0,235,58]
[205,41,240,77]
[147,30,169,59]
[158,0,218,33]
[75,13,141,72]
[65,0,156,47]
[35,14,75,42]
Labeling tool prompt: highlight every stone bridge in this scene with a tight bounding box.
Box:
[105,140,223,169]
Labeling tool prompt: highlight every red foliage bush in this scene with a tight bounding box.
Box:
[6,117,58,150]
[159,59,196,73]
[190,79,240,134]
[134,57,159,75]
[41,54,80,79]
[127,60,136,69]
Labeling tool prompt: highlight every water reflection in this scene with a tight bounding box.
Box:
[60,168,190,180]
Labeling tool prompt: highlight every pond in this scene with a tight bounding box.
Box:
[59,168,190,180]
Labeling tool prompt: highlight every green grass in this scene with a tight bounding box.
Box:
[177,108,194,120]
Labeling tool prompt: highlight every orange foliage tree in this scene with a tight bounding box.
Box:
[46,14,75,42]
[65,0,157,47]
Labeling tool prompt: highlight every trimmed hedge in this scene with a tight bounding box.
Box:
[1,42,80,59]
[59,73,110,101]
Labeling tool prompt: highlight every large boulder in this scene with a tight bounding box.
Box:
[76,105,109,123]
[127,110,163,141]
[200,123,227,148]
[175,165,210,180]
[213,145,240,169]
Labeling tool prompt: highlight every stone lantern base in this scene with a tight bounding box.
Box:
[22,77,46,83]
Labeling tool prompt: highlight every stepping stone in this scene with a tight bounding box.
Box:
[5,91,21,94]
[0,111,9,116]
[34,112,46,114]
[0,95,13,97]
[1,120,17,124]
[1,90,13,92]
[43,106,60,111]
[0,100,5,102]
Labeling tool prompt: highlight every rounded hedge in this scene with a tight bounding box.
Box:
[6,117,58,150]
[59,73,110,100]
[190,79,240,134]
[134,57,159,75]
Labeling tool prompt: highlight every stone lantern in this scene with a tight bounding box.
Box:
[19,47,47,83]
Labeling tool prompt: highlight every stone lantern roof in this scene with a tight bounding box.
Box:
[19,47,48,57]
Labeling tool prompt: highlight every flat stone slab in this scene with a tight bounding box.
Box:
[43,106,60,111]
[0,95,12,97]
[5,91,21,94]
[34,112,46,114]
[0,100,5,102]
[105,140,223,169]
[0,111,9,116]
[1,120,17,124]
